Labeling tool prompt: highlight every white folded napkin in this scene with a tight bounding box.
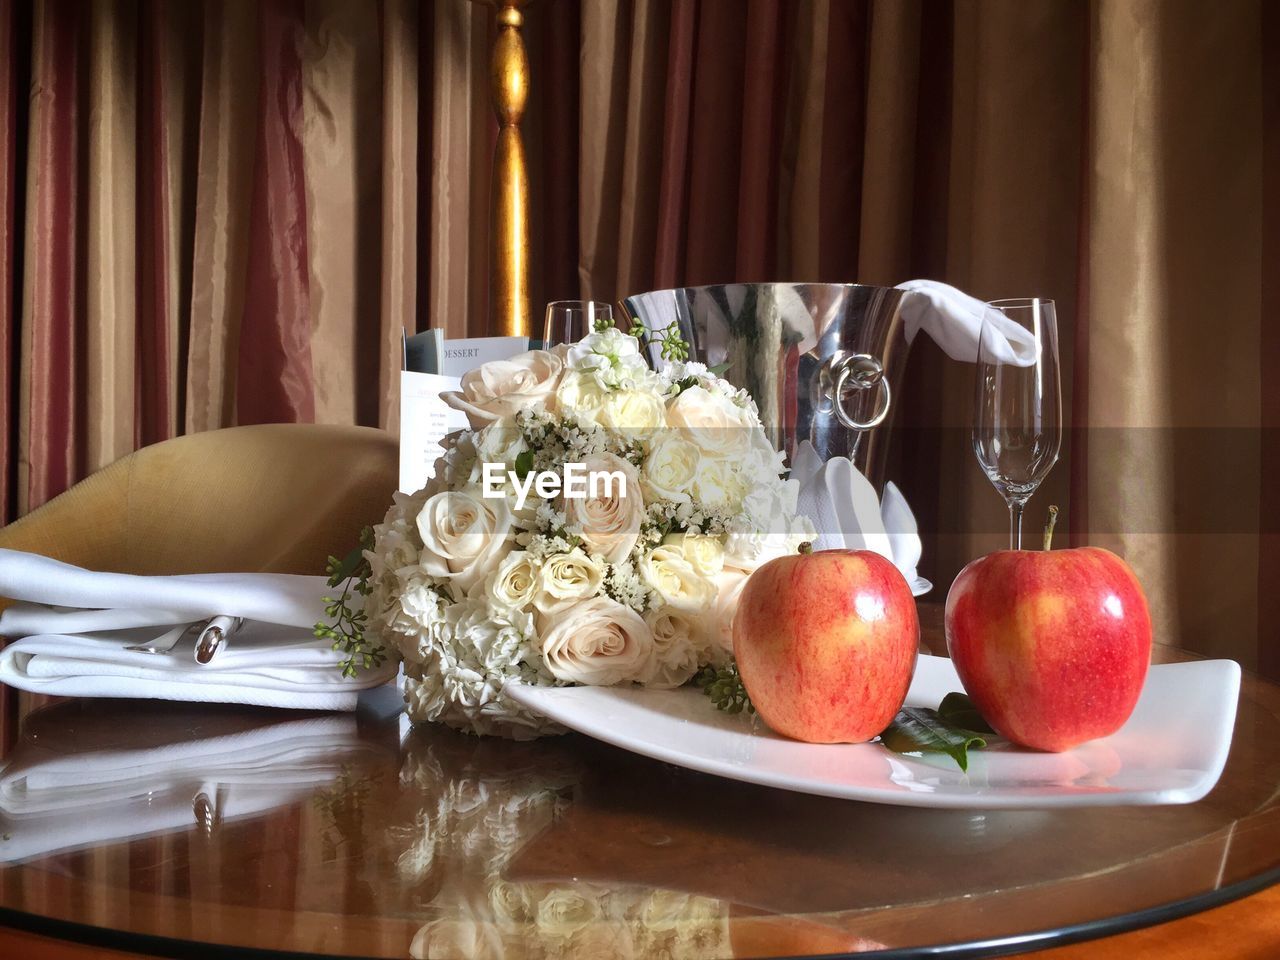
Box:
[792,442,923,587]
[880,481,923,587]
[895,279,1037,365]
[0,713,370,862]
[0,549,395,710]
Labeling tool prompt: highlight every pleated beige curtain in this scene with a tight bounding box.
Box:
[10,0,495,502]
[573,0,1272,675]
[1,0,1273,674]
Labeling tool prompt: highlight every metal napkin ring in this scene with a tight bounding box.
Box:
[194,616,243,665]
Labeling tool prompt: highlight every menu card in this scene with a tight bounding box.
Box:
[398,335,529,494]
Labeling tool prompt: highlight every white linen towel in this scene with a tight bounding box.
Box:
[0,549,396,710]
[895,279,1038,365]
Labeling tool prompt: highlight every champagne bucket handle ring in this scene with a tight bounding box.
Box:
[827,353,892,431]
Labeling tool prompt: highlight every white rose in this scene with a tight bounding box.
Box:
[533,548,605,613]
[562,453,643,564]
[639,545,716,612]
[690,457,748,508]
[537,596,654,686]
[474,420,527,466]
[597,389,667,439]
[442,349,564,428]
[415,489,513,594]
[487,550,539,612]
[565,328,650,388]
[661,532,724,578]
[666,385,753,459]
[641,607,702,688]
[555,370,609,421]
[641,433,699,502]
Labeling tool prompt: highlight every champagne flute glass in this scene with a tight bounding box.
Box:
[543,301,613,348]
[973,298,1062,549]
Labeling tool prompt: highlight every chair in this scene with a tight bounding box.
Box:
[0,424,398,577]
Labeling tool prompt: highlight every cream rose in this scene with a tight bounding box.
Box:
[533,548,605,613]
[641,607,702,688]
[661,531,724,578]
[641,432,699,502]
[486,550,539,612]
[562,452,643,564]
[597,388,667,438]
[690,457,748,508]
[639,545,716,612]
[442,349,564,428]
[666,385,753,459]
[474,420,527,466]
[415,490,513,594]
[537,596,654,685]
[554,369,609,421]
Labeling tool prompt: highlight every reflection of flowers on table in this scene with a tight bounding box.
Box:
[396,731,730,959]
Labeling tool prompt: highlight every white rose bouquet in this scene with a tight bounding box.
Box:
[322,319,814,739]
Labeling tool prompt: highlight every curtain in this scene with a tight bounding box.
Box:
[0,0,1274,677]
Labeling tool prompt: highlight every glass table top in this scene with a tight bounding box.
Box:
[0,606,1276,959]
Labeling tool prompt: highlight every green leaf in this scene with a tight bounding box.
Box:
[937,691,996,735]
[327,544,366,589]
[707,361,733,376]
[514,449,535,479]
[879,705,989,773]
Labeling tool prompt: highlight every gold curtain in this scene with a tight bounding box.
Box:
[2,0,1273,673]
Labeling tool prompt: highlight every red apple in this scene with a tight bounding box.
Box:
[733,548,919,743]
[945,540,1152,752]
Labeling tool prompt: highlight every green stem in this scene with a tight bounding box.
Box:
[1043,505,1060,551]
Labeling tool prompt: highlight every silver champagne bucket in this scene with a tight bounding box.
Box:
[622,283,914,489]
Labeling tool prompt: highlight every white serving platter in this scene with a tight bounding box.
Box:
[507,654,1241,809]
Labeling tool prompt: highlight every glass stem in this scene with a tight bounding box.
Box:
[1009,500,1025,550]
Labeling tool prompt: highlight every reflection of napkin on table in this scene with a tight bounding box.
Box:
[896,279,1037,365]
[0,712,368,863]
[792,443,922,585]
[0,549,395,710]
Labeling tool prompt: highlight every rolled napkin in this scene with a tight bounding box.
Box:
[791,442,923,589]
[895,279,1038,365]
[0,549,395,710]
[0,709,373,862]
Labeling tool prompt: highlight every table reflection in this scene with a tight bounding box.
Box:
[0,661,1274,959]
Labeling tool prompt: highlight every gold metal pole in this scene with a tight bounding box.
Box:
[483,0,531,338]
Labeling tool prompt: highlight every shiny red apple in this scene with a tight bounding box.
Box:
[733,548,919,743]
[945,541,1152,752]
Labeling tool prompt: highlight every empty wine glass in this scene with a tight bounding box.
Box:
[543,300,613,348]
[973,298,1062,549]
